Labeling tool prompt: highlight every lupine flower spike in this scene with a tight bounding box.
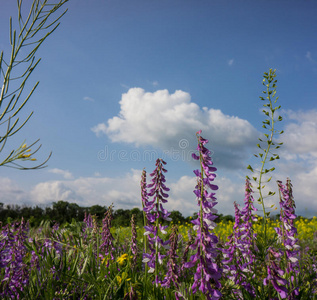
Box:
[223,178,258,297]
[276,178,300,298]
[142,158,171,286]
[185,130,222,300]
[162,225,180,289]
[100,205,115,266]
[130,214,138,269]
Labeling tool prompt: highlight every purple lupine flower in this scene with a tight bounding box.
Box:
[223,178,258,297]
[130,214,138,269]
[275,178,300,298]
[181,229,195,277]
[222,203,242,285]
[264,247,289,299]
[162,225,180,288]
[184,130,222,300]
[277,179,299,271]
[0,219,29,298]
[100,205,115,266]
[123,284,138,300]
[142,158,171,286]
[83,212,94,231]
[141,168,149,218]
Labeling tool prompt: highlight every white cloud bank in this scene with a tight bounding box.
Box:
[0,171,243,216]
[91,88,258,169]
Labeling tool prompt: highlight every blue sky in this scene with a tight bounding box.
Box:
[0,0,317,217]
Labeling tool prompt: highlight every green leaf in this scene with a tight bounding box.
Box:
[247,165,254,172]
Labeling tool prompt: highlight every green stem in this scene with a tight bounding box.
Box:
[258,79,275,243]
[141,200,148,278]
[199,143,205,282]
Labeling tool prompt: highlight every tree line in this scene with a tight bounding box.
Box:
[0,200,236,227]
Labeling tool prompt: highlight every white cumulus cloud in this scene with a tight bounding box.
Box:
[29,170,142,209]
[48,168,74,179]
[280,109,317,158]
[91,123,107,137]
[0,177,30,205]
[92,88,258,169]
[83,96,94,102]
[28,170,244,216]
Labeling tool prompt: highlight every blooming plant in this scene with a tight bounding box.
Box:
[184,130,222,299]
[142,158,171,287]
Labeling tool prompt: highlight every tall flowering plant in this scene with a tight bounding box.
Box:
[100,205,115,266]
[272,178,300,298]
[161,225,180,289]
[184,130,222,299]
[223,178,258,297]
[130,214,138,270]
[276,179,299,274]
[247,68,283,242]
[142,158,171,286]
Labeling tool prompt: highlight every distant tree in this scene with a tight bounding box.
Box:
[113,209,131,227]
[130,207,143,227]
[89,205,107,220]
[170,210,185,224]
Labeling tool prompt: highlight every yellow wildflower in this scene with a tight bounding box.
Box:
[116,272,130,285]
[117,253,129,265]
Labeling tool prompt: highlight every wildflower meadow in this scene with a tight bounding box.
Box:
[1,1,317,299]
[1,69,317,299]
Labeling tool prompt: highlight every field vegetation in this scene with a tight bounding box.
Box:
[1,1,317,299]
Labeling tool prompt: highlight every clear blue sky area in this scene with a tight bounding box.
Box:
[0,0,316,217]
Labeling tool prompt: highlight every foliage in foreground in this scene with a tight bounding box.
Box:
[0,206,317,299]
